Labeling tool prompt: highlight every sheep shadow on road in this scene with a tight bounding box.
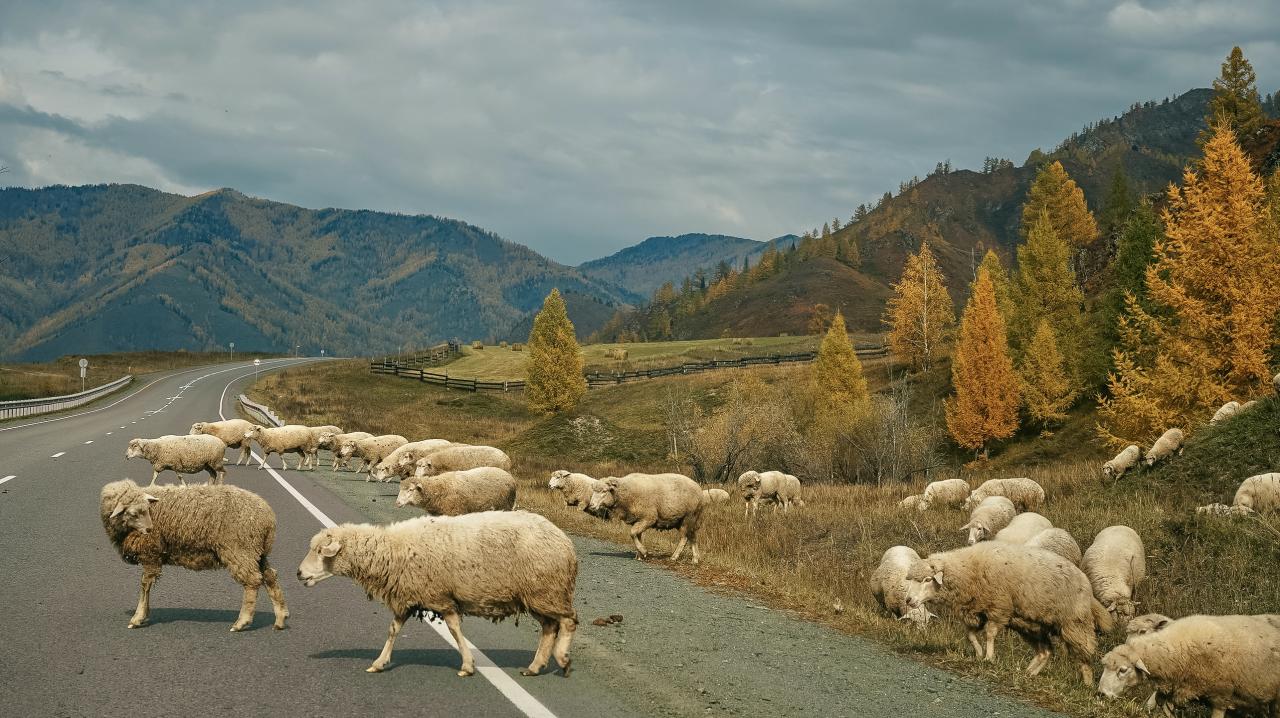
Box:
[127,607,277,631]
[310,647,537,672]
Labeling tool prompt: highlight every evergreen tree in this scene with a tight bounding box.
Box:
[1019,320,1077,429]
[821,222,831,238]
[945,267,1020,457]
[884,241,955,370]
[1010,209,1087,382]
[1204,46,1265,141]
[1021,161,1098,248]
[831,217,842,233]
[1098,124,1280,447]
[1099,201,1161,338]
[525,289,586,414]
[976,250,1014,324]
[812,312,870,421]
[1099,166,1135,244]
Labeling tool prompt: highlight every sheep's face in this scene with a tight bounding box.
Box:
[395,478,424,508]
[903,561,943,610]
[336,441,357,459]
[549,470,570,490]
[317,432,338,448]
[125,439,144,459]
[1102,465,1115,478]
[413,458,435,478]
[1105,597,1138,623]
[371,463,392,482]
[108,492,159,534]
[298,531,342,586]
[738,474,762,501]
[244,425,264,440]
[1097,646,1147,698]
[963,522,988,545]
[189,422,206,435]
[1125,614,1170,637]
[587,480,619,515]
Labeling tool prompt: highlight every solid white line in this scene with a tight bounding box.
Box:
[50,452,65,458]
[0,475,15,485]
[215,366,556,718]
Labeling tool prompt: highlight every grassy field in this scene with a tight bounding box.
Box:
[0,350,277,401]
[249,358,1280,718]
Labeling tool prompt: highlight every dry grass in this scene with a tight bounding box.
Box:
[0,350,276,401]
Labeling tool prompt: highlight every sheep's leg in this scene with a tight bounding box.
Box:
[149,469,160,486]
[128,565,161,628]
[552,615,575,677]
[442,610,475,677]
[228,559,262,632]
[205,465,220,484]
[628,520,653,560]
[982,622,1001,661]
[670,525,689,562]
[522,614,558,676]
[1025,645,1051,675]
[966,630,984,657]
[237,444,251,465]
[368,611,408,673]
[1077,661,1093,686]
[176,473,187,486]
[261,562,289,630]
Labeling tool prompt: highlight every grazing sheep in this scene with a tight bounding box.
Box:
[703,488,730,504]
[299,424,344,470]
[100,479,288,631]
[297,512,577,677]
[737,470,804,516]
[963,478,1045,512]
[413,445,512,478]
[244,424,312,470]
[1233,472,1280,514]
[1144,428,1185,468]
[1210,401,1241,425]
[961,496,1018,545]
[125,435,227,485]
[344,434,408,474]
[587,473,705,564]
[918,478,971,510]
[395,467,517,516]
[1275,371,1280,393]
[994,512,1053,545]
[1125,613,1171,637]
[869,546,932,625]
[1102,445,1141,480]
[1025,528,1083,566]
[189,419,256,465]
[1098,614,1280,718]
[319,431,372,470]
[904,541,1111,684]
[548,470,603,510]
[1082,525,1146,623]
[370,439,456,482]
[899,494,925,511]
[1240,400,1257,411]
[1196,502,1244,516]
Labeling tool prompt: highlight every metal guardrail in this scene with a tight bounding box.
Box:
[0,375,134,420]
[238,394,284,427]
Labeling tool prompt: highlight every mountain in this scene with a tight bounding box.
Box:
[578,233,787,299]
[0,185,632,360]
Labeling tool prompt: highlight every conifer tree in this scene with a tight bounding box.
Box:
[1099,166,1134,243]
[885,241,955,370]
[1021,161,1098,248]
[1019,320,1077,429]
[1010,210,1087,380]
[526,289,586,414]
[945,267,1020,457]
[1204,46,1265,141]
[976,250,1015,325]
[1099,201,1161,341]
[812,312,869,421]
[1098,124,1280,446]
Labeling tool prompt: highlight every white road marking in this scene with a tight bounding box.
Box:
[50,452,65,458]
[106,432,112,435]
[0,475,15,485]
[83,440,93,444]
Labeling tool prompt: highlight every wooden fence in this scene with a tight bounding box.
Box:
[375,341,460,368]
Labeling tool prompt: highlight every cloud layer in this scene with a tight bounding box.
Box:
[0,1,1275,263]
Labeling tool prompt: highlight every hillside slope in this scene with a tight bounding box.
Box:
[578,233,776,299]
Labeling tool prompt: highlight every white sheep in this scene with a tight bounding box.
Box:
[1102,445,1141,480]
[298,512,577,677]
[1125,613,1171,637]
[1144,428,1185,467]
[918,478,970,510]
[395,467,517,515]
[548,470,603,510]
[1098,614,1280,718]
[244,424,312,470]
[413,445,512,478]
[963,477,1045,512]
[587,473,705,564]
[371,439,457,482]
[298,424,344,470]
[736,470,804,516]
[904,541,1111,684]
[344,434,408,474]
[1275,371,1280,393]
[189,419,256,465]
[1082,525,1146,623]
[320,431,372,470]
[703,488,730,504]
[1196,502,1244,516]
[869,546,932,625]
[899,494,925,510]
[961,496,1017,545]
[1025,528,1082,566]
[126,435,227,485]
[1232,472,1280,514]
[1209,400,1241,425]
[993,512,1053,545]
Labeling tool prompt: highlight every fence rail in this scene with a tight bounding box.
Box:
[376,341,460,368]
[368,344,887,393]
[0,375,134,421]
[238,394,284,427]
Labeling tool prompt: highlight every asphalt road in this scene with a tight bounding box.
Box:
[0,359,1060,717]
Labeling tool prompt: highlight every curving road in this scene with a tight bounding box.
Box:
[0,359,1058,717]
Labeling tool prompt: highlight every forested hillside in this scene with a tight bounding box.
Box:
[578,233,785,299]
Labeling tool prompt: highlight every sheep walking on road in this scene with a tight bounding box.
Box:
[588,473,705,564]
[319,431,372,470]
[396,467,517,516]
[298,425,343,470]
[244,424,312,471]
[189,419,256,465]
[343,434,408,474]
[413,445,512,478]
[371,439,456,482]
[126,435,227,485]
[101,479,288,632]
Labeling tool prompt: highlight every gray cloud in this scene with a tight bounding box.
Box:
[0,0,1276,263]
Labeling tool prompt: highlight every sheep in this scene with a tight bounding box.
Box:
[189,419,256,465]
[343,434,408,474]
[125,435,227,485]
[703,488,730,504]
[1097,614,1280,718]
[298,424,344,470]
[1144,428,1185,467]
[1125,613,1172,637]
[1102,445,1141,480]
[903,541,1111,684]
[1025,528,1083,566]
[548,470,603,510]
[869,546,932,625]
[1240,399,1257,411]
[370,439,456,482]
[736,470,804,516]
[297,511,577,677]
[319,431,372,470]
[918,478,970,510]
[1196,502,1244,516]
[1275,371,1280,393]
[961,496,1018,545]
[1209,400,1241,425]
[396,467,517,516]
[993,512,1053,545]
[413,445,512,478]
[1082,525,1146,623]
[899,494,925,510]
[587,473,705,564]
[1233,472,1280,514]
[963,477,1045,512]
[243,424,312,470]
[100,479,288,631]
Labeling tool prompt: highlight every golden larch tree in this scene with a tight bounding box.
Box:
[1098,123,1280,447]
[884,241,955,370]
[945,267,1020,457]
[1019,319,1077,429]
[1021,160,1098,248]
[812,311,870,421]
[526,289,586,414]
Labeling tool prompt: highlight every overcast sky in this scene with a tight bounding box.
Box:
[0,1,1275,264]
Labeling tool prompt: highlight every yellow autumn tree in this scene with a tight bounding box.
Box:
[1021,160,1098,248]
[526,289,586,414]
[885,241,955,370]
[812,311,870,422]
[1098,123,1280,447]
[945,267,1020,458]
[1019,319,1077,430]
[976,249,1015,325]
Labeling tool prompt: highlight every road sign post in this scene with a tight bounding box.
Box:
[230,342,235,362]
[78,358,88,393]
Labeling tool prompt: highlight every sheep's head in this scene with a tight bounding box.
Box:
[1102,464,1115,479]
[1097,644,1149,698]
[413,457,435,478]
[1125,614,1170,637]
[396,451,418,468]
[125,439,146,459]
[317,431,339,449]
[298,530,343,586]
[336,440,358,458]
[903,559,944,611]
[549,470,571,490]
[962,520,989,545]
[370,460,394,482]
[1105,596,1139,623]
[587,478,620,516]
[961,495,979,511]
[189,422,206,435]
[104,483,159,534]
[396,477,425,508]
[243,425,266,440]
[737,471,762,499]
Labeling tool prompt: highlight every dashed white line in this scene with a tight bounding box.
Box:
[50,452,65,458]
[83,440,94,444]
[106,432,112,436]
[0,475,15,485]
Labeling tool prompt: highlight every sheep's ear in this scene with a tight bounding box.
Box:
[320,539,342,557]
[931,571,944,587]
[959,522,971,531]
[143,494,159,504]
[110,502,126,518]
[1153,617,1170,630]
[1133,659,1149,676]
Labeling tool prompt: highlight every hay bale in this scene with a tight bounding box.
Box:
[605,347,629,361]
[471,340,484,350]
[511,343,524,352]
[499,341,509,348]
